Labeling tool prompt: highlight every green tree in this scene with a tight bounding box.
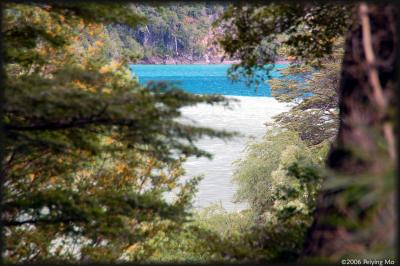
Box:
[305,4,397,260]
[216,3,351,81]
[217,2,397,261]
[231,129,326,260]
[268,48,342,145]
[2,3,234,262]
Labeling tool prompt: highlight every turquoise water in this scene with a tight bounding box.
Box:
[130,64,287,97]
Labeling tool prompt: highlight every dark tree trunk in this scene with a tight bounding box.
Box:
[303,3,398,259]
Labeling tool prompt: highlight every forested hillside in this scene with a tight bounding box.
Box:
[104,3,227,64]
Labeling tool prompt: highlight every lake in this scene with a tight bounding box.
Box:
[130,64,290,211]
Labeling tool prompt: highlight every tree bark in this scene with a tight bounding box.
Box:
[303,3,398,259]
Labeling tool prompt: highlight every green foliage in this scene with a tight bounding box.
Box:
[144,130,328,263]
[213,9,346,259]
[121,221,217,263]
[155,129,329,263]
[3,3,146,67]
[233,129,324,213]
[7,2,389,263]
[307,167,397,260]
[216,2,397,262]
[216,3,351,82]
[231,129,327,260]
[268,46,343,145]
[118,203,255,263]
[3,3,235,263]
[195,202,252,237]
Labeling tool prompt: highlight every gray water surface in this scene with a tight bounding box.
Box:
[179,96,289,212]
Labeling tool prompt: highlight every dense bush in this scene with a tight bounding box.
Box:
[230,129,328,259]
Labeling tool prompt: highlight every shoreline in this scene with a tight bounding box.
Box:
[132,58,290,65]
[134,59,241,65]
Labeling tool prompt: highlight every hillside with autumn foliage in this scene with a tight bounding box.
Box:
[98,3,227,64]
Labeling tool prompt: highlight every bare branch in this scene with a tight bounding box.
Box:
[359,3,396,160]
[359,3,386,110]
